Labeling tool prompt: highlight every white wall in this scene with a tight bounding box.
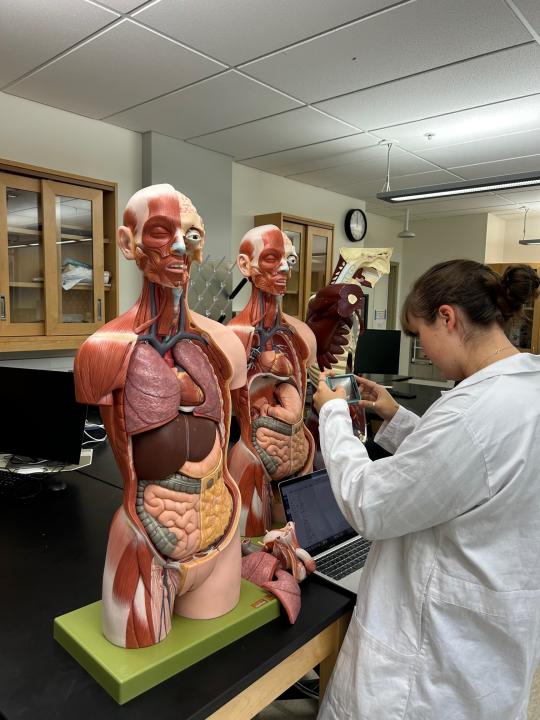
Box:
[0,92,142,312]
[142,132,233,260]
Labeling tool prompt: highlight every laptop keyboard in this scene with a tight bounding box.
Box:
[317,537,372,580]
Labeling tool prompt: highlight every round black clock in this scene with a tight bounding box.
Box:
[344,208,367,242]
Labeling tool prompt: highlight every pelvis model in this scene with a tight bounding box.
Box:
[74,185,247,648]
[227,225,316,537]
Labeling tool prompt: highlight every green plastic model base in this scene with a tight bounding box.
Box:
[54,579,279,704]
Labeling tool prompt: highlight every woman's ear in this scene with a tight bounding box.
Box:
[117,226,135,260]
[439,304,457,330]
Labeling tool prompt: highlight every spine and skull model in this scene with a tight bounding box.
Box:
[227,225,317,537]
[74,185,247,648]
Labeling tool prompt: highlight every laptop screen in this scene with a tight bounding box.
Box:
[279,470,357,556]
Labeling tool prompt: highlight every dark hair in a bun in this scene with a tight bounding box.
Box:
[401,259,539,335]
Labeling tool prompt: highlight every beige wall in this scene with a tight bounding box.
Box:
[0,91,142,312]
[499,216,540,264]
[397,213,488,374]
[485,214,507,264]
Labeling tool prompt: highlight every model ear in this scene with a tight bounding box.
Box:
[118,226,135,260]
[237,253,252,278]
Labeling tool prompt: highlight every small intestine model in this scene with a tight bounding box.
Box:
[74,184,248,648]
[305,247,393,449]
[227,225,317,538]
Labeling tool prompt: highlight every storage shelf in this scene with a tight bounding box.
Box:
[10,281,111,291]
[8,227,109,243]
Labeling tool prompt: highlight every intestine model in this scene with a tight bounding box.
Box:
[74,184,247,648]
[227,225,317,537]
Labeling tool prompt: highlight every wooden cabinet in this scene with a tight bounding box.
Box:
[254,212,334,320]
[0,159,117,352]
[489,263,540,354]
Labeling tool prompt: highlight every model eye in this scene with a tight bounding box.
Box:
[151,226,169,237]
[287,254,297,267]
[185,228,202,244]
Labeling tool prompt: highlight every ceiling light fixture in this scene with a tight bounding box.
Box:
[377,170,540,203]
[397,208,415,238]
[519,206,540,246]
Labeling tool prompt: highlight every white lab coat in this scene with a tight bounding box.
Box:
[317,353,540,720]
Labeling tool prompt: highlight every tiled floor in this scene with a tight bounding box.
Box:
[255,665,540,719]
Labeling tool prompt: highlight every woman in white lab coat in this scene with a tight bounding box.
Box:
[313,260,540,720]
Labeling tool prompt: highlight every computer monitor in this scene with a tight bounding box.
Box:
[354,329,401,376]
[0,367,88,465]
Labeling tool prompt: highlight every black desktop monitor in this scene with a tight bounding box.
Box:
[0,367,87,465]
[354,329,401,376]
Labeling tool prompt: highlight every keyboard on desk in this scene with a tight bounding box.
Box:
[316,537,372,580]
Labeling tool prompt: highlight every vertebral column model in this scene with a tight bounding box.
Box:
[74,185,247,648]
[228,226,316,537]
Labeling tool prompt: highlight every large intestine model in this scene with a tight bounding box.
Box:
[227,225,317,538]
[306,247,393,450]
[74,184,248,648]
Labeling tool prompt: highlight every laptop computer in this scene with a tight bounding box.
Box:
[279,469,371,593]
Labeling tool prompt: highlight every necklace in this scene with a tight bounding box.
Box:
[475,345,515,373]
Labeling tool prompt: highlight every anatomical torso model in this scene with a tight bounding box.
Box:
[227,225,316,537]
[74,184,247,648]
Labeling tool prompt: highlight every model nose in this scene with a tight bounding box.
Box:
[171,232,186,255]
[278,259,289,272]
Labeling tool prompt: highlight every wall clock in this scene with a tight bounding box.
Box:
[344,208,367,242]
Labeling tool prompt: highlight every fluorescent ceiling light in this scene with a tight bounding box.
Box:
[519,238,540,245]
[377,170,540,203]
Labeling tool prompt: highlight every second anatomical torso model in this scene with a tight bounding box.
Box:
[228,225,316,537]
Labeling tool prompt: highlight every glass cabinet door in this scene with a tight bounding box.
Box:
[43,180,104,335]
[282,221,305,318]
[304,226,333,318]
[0,173,45,336]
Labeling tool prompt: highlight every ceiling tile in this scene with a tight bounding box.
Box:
[413,128,540,167]
[134,0,400,66]
[450,154,540,180]
[106,70,302,137]
[238,134,379,175]
[494,188,540,203]
[98,0,147,11]
[240,0,529,103]
[0,0,117,87]
[315,44,540,132]
[367,94,540,152]
[6,20,226,119]
[513,0,540,35]
[287,147,439,188]
[187,107,358,158]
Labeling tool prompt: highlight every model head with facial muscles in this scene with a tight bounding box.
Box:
[237,225,298,297]
[118,183,205,290]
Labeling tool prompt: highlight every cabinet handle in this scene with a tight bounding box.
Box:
[0,295,5,321]
[97,298,102,321]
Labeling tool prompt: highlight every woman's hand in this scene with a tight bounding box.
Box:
[356,376,400,422]
[313,372,346,413]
